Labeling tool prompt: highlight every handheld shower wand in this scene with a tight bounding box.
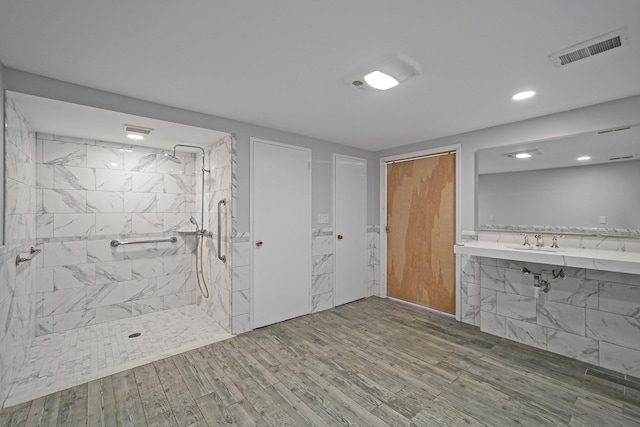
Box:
[189,216,200,234]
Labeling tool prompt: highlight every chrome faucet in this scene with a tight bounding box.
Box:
[534,234,544,247]
[551,235,564,248]
[520,233,531,247]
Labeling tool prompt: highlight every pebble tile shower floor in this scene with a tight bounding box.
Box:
[4,305,232,407]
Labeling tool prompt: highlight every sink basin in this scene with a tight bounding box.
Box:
[506,245,565,253]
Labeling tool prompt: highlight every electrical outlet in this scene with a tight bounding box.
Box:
[599,215,607,224]
[318,213,329,224]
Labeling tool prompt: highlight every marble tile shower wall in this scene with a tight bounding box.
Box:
[1,97,37,405]
[33,134,201,336]
[475,257,640,377]
[197,136,233,332]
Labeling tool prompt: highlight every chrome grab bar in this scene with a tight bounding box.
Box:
[16,247,42,266]
[110,236,177,247]
[218,198,227,262]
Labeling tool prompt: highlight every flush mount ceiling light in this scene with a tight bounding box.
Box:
[124,124,153,140]
[346,53,421,92]
[364,71,399,90]
[505,149,541,159]
[512,90,536,101]
[577,156,591,161]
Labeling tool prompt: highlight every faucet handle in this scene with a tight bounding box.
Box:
[520,233,530,246]
[551,235,565,248]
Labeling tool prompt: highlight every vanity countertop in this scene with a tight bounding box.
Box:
[454,241,640,275]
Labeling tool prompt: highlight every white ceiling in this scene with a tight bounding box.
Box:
[8,92,229,150]
[1,1,639,151]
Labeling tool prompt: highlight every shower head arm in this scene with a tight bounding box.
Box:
[171,144,205,157]
[172,144,208,236]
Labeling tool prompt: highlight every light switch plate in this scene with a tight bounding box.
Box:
[318,213,329,224]
[599,215,607,224]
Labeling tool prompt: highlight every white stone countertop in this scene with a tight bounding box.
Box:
[454,241,640,275]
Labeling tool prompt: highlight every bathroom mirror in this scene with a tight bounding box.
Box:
[476,124,640,237]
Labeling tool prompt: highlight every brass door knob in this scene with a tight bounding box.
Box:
[337,235,344,240]
[256,240,263,247]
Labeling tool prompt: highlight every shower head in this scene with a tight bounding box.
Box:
[164,152,182,164]
[189,216,199,230]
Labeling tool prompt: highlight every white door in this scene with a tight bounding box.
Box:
[251,138,312,328]
[334,155,367,306]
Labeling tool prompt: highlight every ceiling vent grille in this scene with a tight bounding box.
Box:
[550,27,629,66]
[596,126,631,135]
[124,124,153,135]
[609,155,634,161]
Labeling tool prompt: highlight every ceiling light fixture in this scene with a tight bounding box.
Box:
[512,90,536,101]
[505,149,541,159]
[347,53,421,92]
[363,71,399,90]
[577,156,591,161]
[124,124,153,141]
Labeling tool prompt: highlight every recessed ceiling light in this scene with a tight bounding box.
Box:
[127,134,144,140]
[515,152,532,159]
[577,156,591,161]
[364,71,399,90]
[512,90,536,101]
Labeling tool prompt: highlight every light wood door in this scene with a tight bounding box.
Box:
[334,155,366,306]
[251,139,312,328]
[386,153,456,314]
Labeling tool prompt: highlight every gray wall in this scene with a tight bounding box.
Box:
[478,160,640,229]
[7,67,640,235]
[1,60,5,246]
[375,95,640,232]
[3,68,377,232]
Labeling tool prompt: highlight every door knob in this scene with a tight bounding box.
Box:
[337,235,344,240]
[256,240,263,247]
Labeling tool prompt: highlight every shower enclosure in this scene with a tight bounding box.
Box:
[0,91,238,407]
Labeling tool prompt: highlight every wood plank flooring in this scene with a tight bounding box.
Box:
[2,297,640,426]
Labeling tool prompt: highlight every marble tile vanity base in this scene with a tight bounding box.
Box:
[459,249,640,378]
[3,304,232,408]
